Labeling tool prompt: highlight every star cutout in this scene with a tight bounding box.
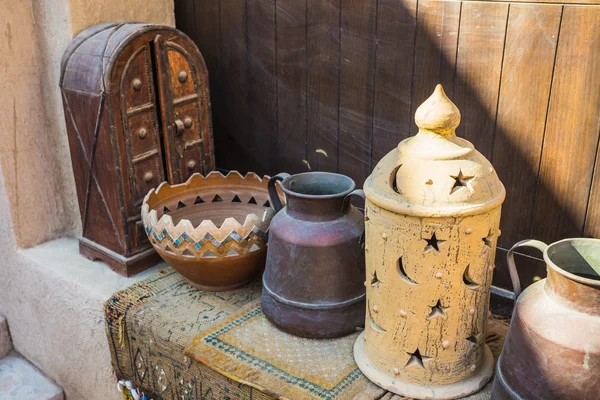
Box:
[424,232,445,253]
[427,299,449,320]
[370,270,381,288]
[405,349,431,369]
[450,170,475,194]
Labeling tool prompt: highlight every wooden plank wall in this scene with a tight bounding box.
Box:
[175,0,600,293]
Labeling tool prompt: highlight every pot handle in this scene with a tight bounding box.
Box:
[507,239,548,300]
[342,189,366,213]
[268,173,290,213]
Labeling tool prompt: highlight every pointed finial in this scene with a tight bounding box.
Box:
[414,84,461,136]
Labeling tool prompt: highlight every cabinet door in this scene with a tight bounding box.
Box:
[153,34,215,183]
[120,42,166,206]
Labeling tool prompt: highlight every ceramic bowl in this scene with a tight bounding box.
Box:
[142,171,281,291]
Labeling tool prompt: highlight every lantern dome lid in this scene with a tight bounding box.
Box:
[364,84,505,217]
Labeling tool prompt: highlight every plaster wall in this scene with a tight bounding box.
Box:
[68,0,175,35]
[0,0,173,398]
[0,0,77,248]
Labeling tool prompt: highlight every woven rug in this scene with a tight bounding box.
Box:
[104,267,273,399]
[187,300,368,400]
[105,267,509,400]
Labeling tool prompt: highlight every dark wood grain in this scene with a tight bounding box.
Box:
[410,0,461,136]
[218,0,251,172]
[492,4,561,248]
[532,6,600,243]
[248,0,279,176]
[191,0,221,95]
[338,0,377,186]
[370,0,417,166]
[174,0,196,44]
[306,0,340,173]
[192,0,221,75]
[276,0,308,173]
[452,2,509,159]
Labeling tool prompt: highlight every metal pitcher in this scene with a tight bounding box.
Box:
[493,238,600,399]
[262,172,366,338]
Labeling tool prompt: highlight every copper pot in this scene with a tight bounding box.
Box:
[262,172,366,338]
[493,238,600,399]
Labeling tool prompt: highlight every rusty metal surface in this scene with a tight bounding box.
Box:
[262,172,366,338]
[493,238,600,399]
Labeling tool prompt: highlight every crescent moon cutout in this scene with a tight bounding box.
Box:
[389,164,402,193]
[397,256,418,285]
[368,305,387,333]
[463,264,480,290]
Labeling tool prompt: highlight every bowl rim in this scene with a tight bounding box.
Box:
[142,170,281,234]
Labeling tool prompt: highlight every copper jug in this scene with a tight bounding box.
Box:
[493,238,600,399]
[262,172,366,338]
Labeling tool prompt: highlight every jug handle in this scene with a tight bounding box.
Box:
[507,239,548,300]
[342,189,367,250]
[268,173,290,213]
[342,189,365,213]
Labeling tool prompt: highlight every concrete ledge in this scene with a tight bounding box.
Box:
[0,353,64,400]
[0,237,162,400]
[22,238,161,299]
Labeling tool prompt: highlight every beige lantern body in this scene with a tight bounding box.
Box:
[354,85,505,399]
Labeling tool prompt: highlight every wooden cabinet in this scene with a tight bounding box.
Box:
[60,23,215,276]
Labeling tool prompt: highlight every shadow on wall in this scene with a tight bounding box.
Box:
[174,0,600,293]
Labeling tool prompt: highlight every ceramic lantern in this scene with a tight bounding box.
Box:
[354,85,505,399]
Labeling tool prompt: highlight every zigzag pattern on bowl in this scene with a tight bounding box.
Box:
[142,171,276,258]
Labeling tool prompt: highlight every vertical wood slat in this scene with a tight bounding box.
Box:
[410,0,461,135]
[492,4,561,248]
[276,0,308,173]
[219,0,251,172]
[532,6,600,243]
[370,0,417,167]
[338,0,378,186]
[248,0,278,176]
[192,0,222,82]
[452,2,509,160]
[585,143,600,237]
[190,1,222,107]
[306,0,340,173]
[174,0,196,42]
